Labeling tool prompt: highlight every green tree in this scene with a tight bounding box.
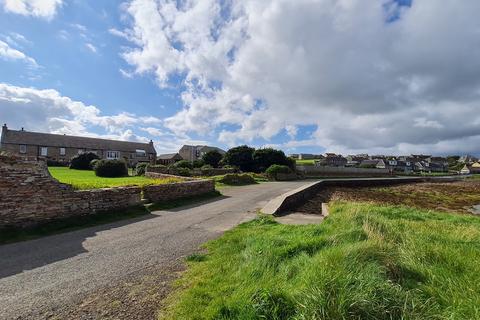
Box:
[253,148,292,172]
[202,150,223,168]
[223,145,255,172]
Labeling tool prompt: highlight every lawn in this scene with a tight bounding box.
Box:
[295,159,315,166]
[48,166,183,190]
[161,202,480,319]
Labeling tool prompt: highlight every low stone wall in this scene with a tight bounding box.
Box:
[143,179,215,202]
[262,177,430,216]
[0,156,214,229]
[296,166,391,177]
[146,166,236,177]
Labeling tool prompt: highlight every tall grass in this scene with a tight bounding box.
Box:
[161,202,480,319]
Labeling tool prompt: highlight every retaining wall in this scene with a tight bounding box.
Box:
[0,156,214,229]
[262,177,430,216]
[296,166,390,177]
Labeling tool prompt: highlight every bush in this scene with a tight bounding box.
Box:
[175,167,192,177]
[90,159,99,169]
[47,159,68,167]
[94,159,128,177]
[192,159,205,168]
[218,173,256,185]
[201,164,213,170]
[70,152,100,170]
[253,148,292,172]
[202,150,223,168]
[223,145,255,172]
[173,160,194,169]
[136,162,148,176]
[265,164,292,180]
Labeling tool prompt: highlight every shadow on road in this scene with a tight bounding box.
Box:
[0,213,158,279]
[155,195,230,213]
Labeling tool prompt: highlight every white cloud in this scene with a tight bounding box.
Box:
[2,0,63,20]
[0,40,37,67]
[85,43,97,53]
[119,0,480,155]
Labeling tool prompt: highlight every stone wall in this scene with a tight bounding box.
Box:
[0,156,214,229]
[143,179,215,202]
[296,165,391,177]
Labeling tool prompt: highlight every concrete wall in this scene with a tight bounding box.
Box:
[0,156,214,229]
[262,177,430,216]
[297,165,390,177]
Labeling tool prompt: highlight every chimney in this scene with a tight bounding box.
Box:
[21,127,24,131]
[149,139,154,145]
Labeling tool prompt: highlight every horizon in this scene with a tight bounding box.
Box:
[1,1,479,157]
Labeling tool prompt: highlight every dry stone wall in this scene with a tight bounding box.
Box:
[0,156,214,229]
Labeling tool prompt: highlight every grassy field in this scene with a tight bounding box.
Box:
[295,159,315,165]
[48,167,183,190]
[161,202,480,319]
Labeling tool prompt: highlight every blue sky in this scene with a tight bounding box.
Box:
[1,0,479,156]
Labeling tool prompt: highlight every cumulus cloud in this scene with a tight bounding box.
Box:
[0,83,163,141]
[0,40,37,67]
[2,0,63,20]
[118,0,480,155]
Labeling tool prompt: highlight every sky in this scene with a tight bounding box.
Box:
[0,0,479,156]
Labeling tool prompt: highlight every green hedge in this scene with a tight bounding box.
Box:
[94,159,128,177]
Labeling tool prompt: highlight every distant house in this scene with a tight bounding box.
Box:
[459,155,478,164]
[157,153,183,165]
[0,124,156,166]
[360,159,386,169]
[178,145,226,162]
[322,153,347,167]
[461,162,480,174]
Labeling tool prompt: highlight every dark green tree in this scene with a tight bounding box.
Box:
[253,148,292,172]
[223,145,255,172]
[202,150,223,168]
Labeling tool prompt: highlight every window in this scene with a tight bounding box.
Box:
[19,145,26,154]
[40,147,48,156]
[106,151,120,159]
[60,147,66,156]
[136,149,146,157]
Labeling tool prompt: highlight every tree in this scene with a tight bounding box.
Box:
[70,152,99,170]
[253,148,291,172]
[172,160,193,169]
[202,150,223,168]
[223,145,255,172]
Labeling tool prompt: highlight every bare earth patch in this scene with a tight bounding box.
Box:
[298,180,480,215]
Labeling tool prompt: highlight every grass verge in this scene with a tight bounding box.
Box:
[146,191,222,211]
[161,202,480,319]
[0,206,149,245]
[48,166,183,190]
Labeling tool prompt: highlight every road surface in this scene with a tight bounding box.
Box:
[0,180,311,319]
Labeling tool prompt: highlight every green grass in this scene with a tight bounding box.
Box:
[0,206,149,245]
[48,166,183,189]
[161,202,480,319]
[146,191,222,211]
[295,159,315,165]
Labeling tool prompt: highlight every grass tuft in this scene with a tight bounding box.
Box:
[160,202,480,319]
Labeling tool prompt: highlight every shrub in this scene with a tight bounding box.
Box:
[218,173,256,185]
[173,160,194,169]
[253,148,292,172]
[70,152,100,170]
[202,150,223,168]
[47,159,68,167]
[265,164,292,180]
[175,167,192,177]
[94,159,128,177]
[223,145,255,172]
[192,159,205,168]
[90,159,99,169]
[135,162,148,176]
[201,164,213,170]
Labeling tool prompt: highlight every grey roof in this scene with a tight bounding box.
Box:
[157,153,182,160]
[2,128,156,154]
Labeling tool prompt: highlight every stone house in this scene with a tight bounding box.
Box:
[321,153,347,167]
[178,145,226,162]
[0,124,156,166]
[157,153,183,165]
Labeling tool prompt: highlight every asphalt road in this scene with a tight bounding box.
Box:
[0,180,310,319]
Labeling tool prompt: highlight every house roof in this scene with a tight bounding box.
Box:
[1,128,156,154]
[157,153,182,160]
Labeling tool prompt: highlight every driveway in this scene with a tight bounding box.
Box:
[0,180,311,319]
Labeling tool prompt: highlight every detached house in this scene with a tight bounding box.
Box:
[0,125,156,166]
[178,145,226,162]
